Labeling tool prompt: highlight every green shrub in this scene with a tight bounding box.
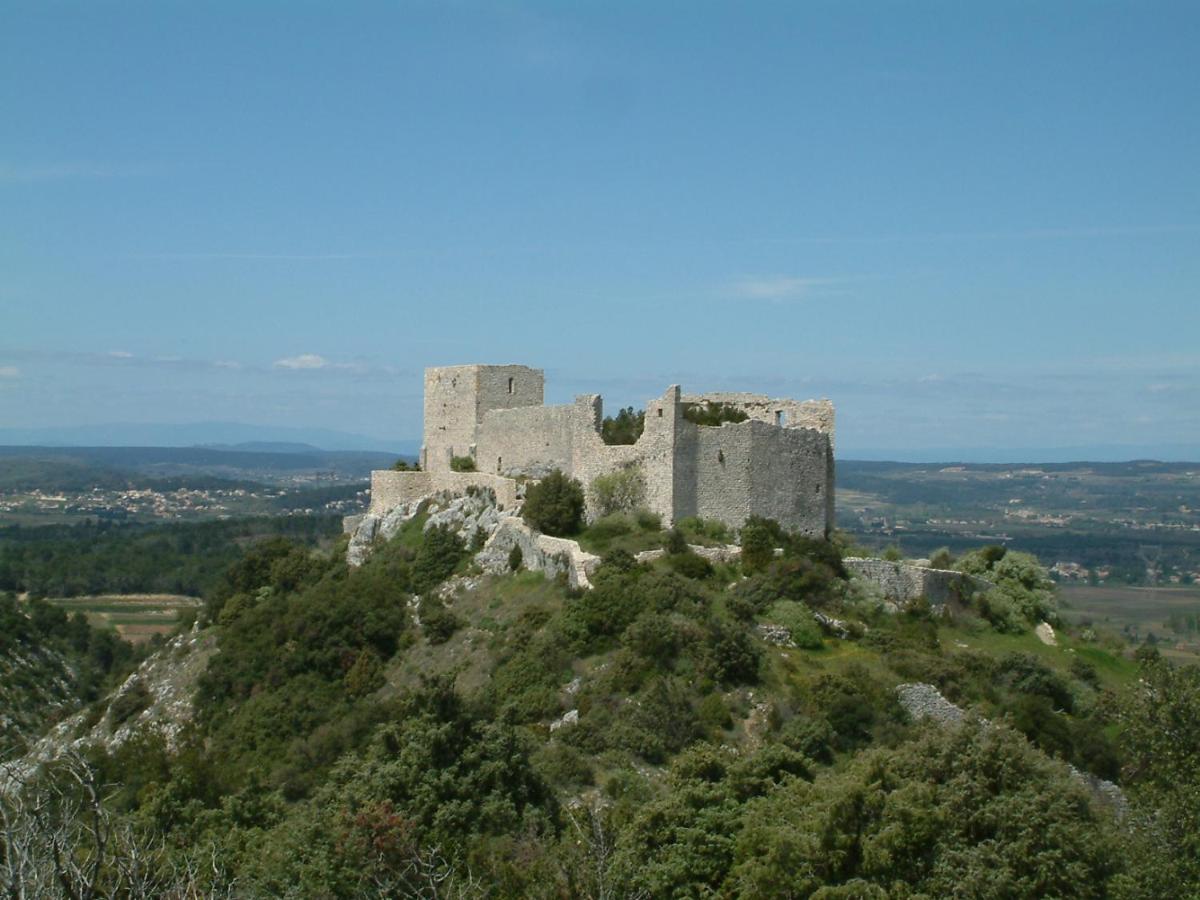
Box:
[740,516,781,574]
[590,466,646,516]
[507,543,523,572]
[419,596,462,644]
[698,692,733,732]
[634,508,662,531]
[411,524,466,593]
[391,458,420,471]
[522,470,585,537]
[532,740,593,788]
[668,551,715,580]
[449,455,476,472]
[929,546,954,569]
[581,513,634,546]
[764,600,824,650]
[600,406,645,445]
[344,648,385,697]
[108,681,152,729]
[678,516,730,544]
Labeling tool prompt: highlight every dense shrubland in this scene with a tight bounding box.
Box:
[2,506,1198,897]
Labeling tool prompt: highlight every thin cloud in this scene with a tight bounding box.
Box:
[0,365,19,378]
[275,354,329,370]
[729,276,848,301]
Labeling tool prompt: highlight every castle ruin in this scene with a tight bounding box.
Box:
[364,364,835,536]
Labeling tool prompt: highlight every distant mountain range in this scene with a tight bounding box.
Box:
[840,444,1200,464]
[0,423,420,456]
[0,423,1194,465]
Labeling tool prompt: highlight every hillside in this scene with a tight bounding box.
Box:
[4,495,1198,897]
[0,595,144,759]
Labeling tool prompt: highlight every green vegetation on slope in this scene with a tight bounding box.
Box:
[5,512,1197,897]
[0,592,145,757]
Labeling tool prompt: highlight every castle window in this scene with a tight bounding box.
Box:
[507,377,514,394]
[657,408,663,418]
[775,410,785,426]
[497,456,503,473]
[718,449,725,465]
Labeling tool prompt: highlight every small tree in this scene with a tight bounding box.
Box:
[590,466,647,517]
[600,407,645,445]
[522,470,585,537]
[740,516,781,574]
[391,458,421,472]
[449,455,476,472]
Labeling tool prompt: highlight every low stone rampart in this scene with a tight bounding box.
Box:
[366,470,520,519]
[844,558,994,609]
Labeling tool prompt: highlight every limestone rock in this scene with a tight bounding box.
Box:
[1035,621,1058,646]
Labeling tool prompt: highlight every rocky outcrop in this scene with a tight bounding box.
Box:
[348,489,508,567]
[475,518,601,589]
[1,627,217,790]
[896,682,967,726]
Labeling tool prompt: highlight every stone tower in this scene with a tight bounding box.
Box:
[420,364,544,472]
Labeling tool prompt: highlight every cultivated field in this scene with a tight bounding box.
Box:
[46,593,201,644]
[1059,583,1200,663]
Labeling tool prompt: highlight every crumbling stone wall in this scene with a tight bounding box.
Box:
[844,558,995,610]
[368,470,519,517]
[680,392,836,448]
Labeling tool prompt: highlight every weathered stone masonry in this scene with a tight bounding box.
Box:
[367,364,836,535]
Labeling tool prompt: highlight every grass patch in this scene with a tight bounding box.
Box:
[576,514,666,556]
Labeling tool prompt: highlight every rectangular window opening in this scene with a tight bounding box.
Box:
[775,410,785,426]
[507,377,514,394]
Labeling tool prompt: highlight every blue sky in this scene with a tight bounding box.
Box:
[2,1,1197,457]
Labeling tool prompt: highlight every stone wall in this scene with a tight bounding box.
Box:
[679,419,832,536]
[844,558,995,609]
[680,392,836,448]
[421,365,543,471]
[367,470,520,518]
[477,403,575,477]
[368,470,433,515]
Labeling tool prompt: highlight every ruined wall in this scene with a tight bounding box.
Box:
[567,389,676,524]
[367,470,520,517]
[421,365,543,471]
[844,558,995,610]
[683,419,832,535]
[680,392,835,448]
[368,471,433,515]
[477,403,575,477]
